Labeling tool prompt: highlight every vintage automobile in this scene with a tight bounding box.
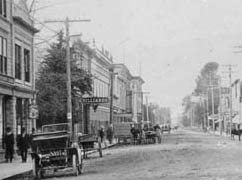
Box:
[31,130,83,179]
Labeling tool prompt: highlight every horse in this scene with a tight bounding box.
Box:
[231,129,242,141]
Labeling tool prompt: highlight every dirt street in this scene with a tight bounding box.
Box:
[45,129,242,180]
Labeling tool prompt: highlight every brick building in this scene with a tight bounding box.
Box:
[0,0,37,160]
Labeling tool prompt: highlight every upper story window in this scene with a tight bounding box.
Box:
[24,49,30,82]
[15,44,21,80]
[0,0,7,18]
[0,36,7,75]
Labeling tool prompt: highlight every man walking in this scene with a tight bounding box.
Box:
[154,124,162,144]
[4,127,14,163]
[106,124,114,144]
[17,128,29,162]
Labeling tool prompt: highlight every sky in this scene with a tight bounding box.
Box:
[30,0,242,117]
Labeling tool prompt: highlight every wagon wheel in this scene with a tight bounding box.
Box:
[33,158,43,179]
[98,141,103,158]
[32,159,38,179]
[72,154,79,176]
[73,153,84,176]
[77,154,83,174]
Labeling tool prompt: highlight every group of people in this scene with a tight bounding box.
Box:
[4,127,35,163]
[98,125,114,144]
[130,124,163,144]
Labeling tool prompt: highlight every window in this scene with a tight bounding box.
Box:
[0,36,7,75]
[24,49,30,82]
[15,44,21,79]
[0,0,7,17]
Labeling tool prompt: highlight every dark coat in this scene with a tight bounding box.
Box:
[5,133,14,150]
[17,134,29,151]
[98,129,105,138]
[106,127,113,138]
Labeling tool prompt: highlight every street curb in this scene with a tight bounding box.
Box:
[2,170,32,180]
[86,142,118,156]
[3,143,118,180]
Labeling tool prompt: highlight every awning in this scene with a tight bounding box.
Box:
[113,113,133,118]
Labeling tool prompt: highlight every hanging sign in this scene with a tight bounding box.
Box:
[80,97,109,104]
[29,104,39,119]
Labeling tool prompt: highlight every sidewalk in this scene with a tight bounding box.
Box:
[0,140,118,180]
[0,157,32,180]
[188,127,235,140]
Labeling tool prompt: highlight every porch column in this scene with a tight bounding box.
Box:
[10,97,17,140]
[0,95,3,148]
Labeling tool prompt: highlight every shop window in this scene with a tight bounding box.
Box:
[0,37,7,75]
[24,49,30,82]
[0,0,7,17]
[16,98,22,135]
[15,44,21,79]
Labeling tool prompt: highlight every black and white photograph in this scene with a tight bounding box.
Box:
[0,0,242,179]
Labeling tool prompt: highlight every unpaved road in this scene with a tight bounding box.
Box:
[45,129,242,180]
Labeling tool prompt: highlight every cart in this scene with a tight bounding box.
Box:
[78,134,102,158]
[144,131,156,144]
[31,131,83,179]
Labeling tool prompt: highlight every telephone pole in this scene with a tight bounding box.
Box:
[44,17,91,141]
[146,96,149,124]
[209,74,215,131]
[222,64,237,136]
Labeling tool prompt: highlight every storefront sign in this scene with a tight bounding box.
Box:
[80,97,109,104]
[29,104,39,119]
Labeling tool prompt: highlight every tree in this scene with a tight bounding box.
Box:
[195,62,220,115]
[181,62,220,128]
[36,31,92,127]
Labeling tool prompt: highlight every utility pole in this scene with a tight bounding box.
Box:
[206,88,209,129]
[218,77,222,135]
[209,73,215,131]
[109,68,117,125]
[44,17,91,141]
[146,96,149,124]
[222,64,236,136]
[229,65,233,136]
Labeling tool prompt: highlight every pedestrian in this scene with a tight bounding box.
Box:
[4,127,14,163]
[17,128,29,162]
[154,124,162,144]
[98,126,105,143]
[130,124,138,144]
[106,124,114,144]
[29,128,36,151]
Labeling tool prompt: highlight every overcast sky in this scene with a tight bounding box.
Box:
[31,0,242,117]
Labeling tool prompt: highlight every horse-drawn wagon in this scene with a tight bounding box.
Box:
[78,134,102,158]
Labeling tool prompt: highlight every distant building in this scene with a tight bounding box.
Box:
[0,0,38,160]
[71,41,145,134]
[112,64,133,123]
[130,76,144,124]
[154,107,171,125]
[231,79,242,127]
[220,87,230,133]
[88,47,112,134]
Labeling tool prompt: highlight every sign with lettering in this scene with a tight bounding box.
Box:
[80,97,109,104]
[29,104,39,119]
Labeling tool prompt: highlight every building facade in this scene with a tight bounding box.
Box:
[72,40,145,134]
[130,76,144,124]
[231,79,242,127]
[112,64,133,123]
[0,0,37,160]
